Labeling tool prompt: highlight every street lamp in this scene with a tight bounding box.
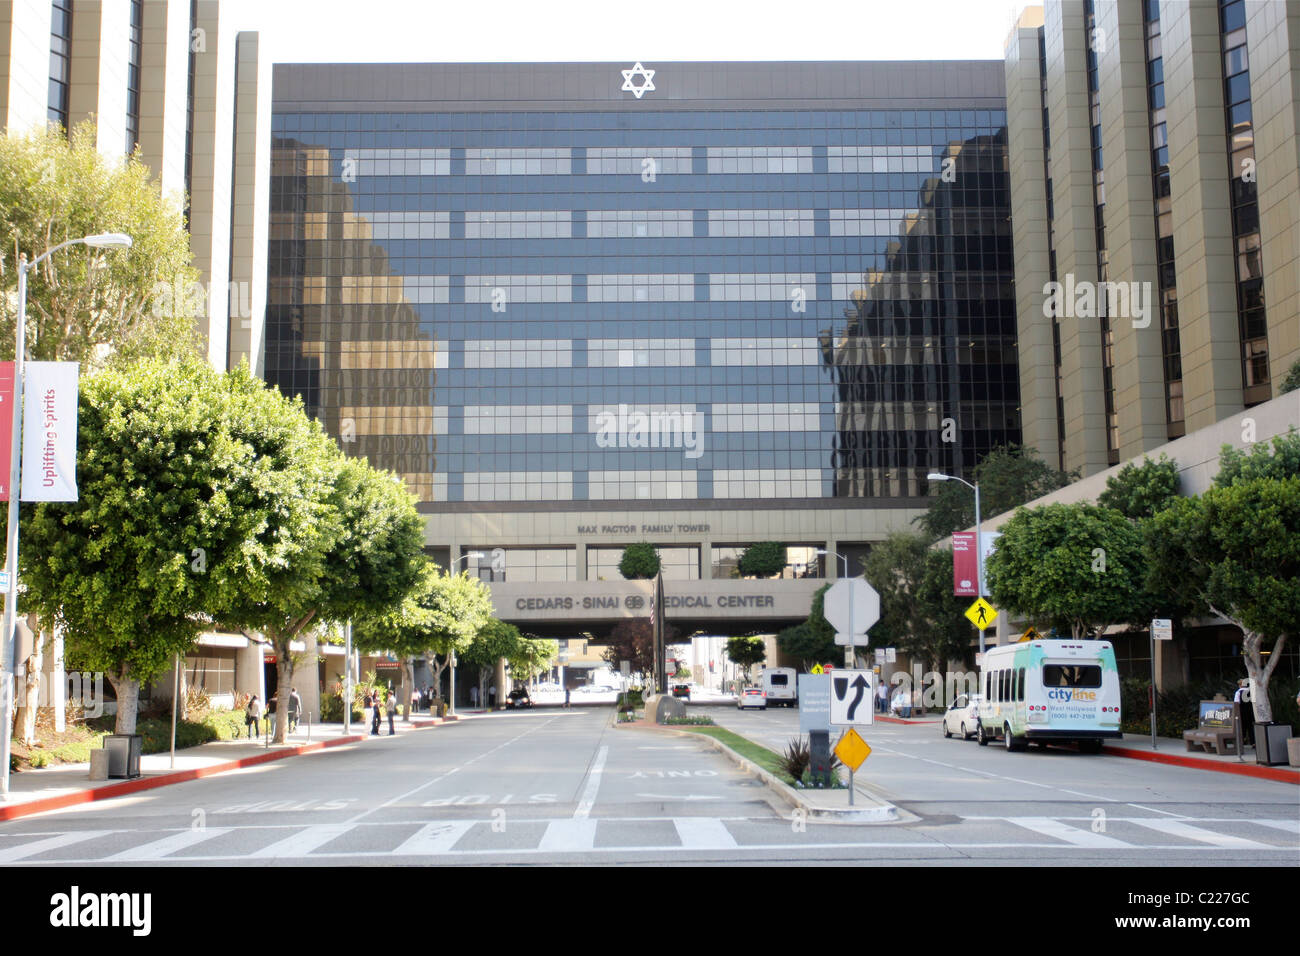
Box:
[444,551,485,715]
[1,233,132,799]
[927,471,987,657]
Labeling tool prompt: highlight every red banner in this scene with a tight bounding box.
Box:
[0,362,14,502]
[953,532,978,596]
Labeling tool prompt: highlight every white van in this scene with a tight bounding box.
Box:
[761,667,797,707]
[976,639,1122,753]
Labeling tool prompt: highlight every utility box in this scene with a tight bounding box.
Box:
[103,734,143,779]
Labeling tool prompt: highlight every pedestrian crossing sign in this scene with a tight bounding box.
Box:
[965,597,997,631]
[811,664,824,674]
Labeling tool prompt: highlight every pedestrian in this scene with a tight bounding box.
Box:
[288,686,302,733]
[876,678,888,714]
[564,686,571,709]
[470,685,479,708]
[245,695,262,738]
[1233,679,1254,746]
[370,691,381,736]
[386,689,397,735]
[411,688,421,714]
[268,694,278,736]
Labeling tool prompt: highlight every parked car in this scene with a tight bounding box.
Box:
[737,687,767,710]
[506,688,533,709]
[671,683,691,700]
[942,693,983,740]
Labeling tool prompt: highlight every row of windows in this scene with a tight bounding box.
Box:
[278,110,1007,131]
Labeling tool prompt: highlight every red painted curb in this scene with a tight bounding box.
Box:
[0,721,449,822]
[1106,744,1300,784]
[876,715,942,725]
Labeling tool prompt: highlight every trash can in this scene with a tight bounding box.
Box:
[103,734,143,779]
[1254,722,1293,766]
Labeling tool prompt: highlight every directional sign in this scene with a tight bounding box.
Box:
[830,669,874,727]
[1151,618,1173,641]
[834,728,871,772]
[798,673,831,733]
[965,597,997,631]
[824,577,880,645]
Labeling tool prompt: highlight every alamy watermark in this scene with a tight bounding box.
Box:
[37,671,105,718]
[1043,274,1152,329]
[594,404,703,459]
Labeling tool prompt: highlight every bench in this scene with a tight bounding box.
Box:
[1183,700,1240,755]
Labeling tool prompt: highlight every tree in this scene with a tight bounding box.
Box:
[1280,359,1300,395]
[724,635,766,685]
[20,361,309,733]
[984,503,1145,640]
[0,122,200,368]
[863,534,969,677]
[915,548,976,674]
[1214,430,1300,486]
[618,542,661,579]
[1098,453,1181,521]
[1145,474,1300,723]
[508,635,559,683]
[737,541,786,578]
[776,622,837,672]
[602,618,659,678]
[353,562,493,717]
[915,444,1078,541]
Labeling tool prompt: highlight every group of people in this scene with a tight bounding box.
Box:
[364,688,399,736]
[243,688,303,738]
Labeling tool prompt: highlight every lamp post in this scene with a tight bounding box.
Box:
[815,549,857,667]
[446,551,485,715]
[0,233,132,800]
[927,472,985,658]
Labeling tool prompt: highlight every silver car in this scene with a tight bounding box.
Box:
[942,694,983,740]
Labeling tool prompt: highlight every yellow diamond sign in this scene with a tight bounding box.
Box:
[834,728,871,772]
[965,597,997,631]
[811,664,824,674]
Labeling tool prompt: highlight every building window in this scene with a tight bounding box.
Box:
[48,0,74,129]
[125,0,143,154]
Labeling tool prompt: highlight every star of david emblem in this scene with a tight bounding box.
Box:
[620,62,656,99]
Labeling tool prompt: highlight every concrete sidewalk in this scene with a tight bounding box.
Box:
[0,712,466,821]
[1106,732,1299,783]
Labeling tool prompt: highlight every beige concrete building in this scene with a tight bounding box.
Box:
[1005,1,1299,478]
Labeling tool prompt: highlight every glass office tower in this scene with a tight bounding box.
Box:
[267,61,1018,587]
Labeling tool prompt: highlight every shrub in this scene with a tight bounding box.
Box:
[663,715,714,726]
[619,542,661,579]
[779,737,811,782]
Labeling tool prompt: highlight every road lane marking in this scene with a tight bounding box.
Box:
[673,817,737,849]
[104,828,233,861]
[574,745,608,819]
[252,824,357,858]
[1247,818,1300,835]
[1124,819,1273,849]
[392,822,475,855]
[1000,817,1134,848]
[0,830,111,863]
[538,818,597,852]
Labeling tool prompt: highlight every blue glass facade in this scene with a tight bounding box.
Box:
[267,63,1019,513]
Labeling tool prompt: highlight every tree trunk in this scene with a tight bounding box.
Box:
[18,650,40,746]
[402,658,414,722]
[111,666,141,735]
[274,637,295,745]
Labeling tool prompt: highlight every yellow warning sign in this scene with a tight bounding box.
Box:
[965,597,997,631]
[834,728,871,771]
[811,664,824,674]
[1018,626,1041,643]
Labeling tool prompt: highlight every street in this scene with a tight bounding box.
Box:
[2,706,1296,866]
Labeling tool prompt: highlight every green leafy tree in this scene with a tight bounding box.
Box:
[863,534,969,677]
[20,361,311,732]
[1214,430,1300,486]
[354,562,493,717]
[724,635,767,685]
[618,542,661,579]
[601,618,670,680]
[1145,474,1300,723]
[0,122,200,368]
[1280,359,1300,395]
[776,621,838,671]
[984,503,1145,640]
[916,548,977,674]
[508,636,559,683]
[737,541,786,578]
[915,444,1078,541]
[1098,453,1181,521]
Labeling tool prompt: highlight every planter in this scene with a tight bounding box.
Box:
[1254,722,1293,766]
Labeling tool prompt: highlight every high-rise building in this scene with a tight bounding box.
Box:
[267,61,1020,638]
[1005,0,1299,477]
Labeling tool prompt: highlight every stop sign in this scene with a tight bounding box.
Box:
[823,577,880,645]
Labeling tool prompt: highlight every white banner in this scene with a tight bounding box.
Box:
[21,361,79,502]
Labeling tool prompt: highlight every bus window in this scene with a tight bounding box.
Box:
[1043,664,1102,688]
[1018,668,1025,701]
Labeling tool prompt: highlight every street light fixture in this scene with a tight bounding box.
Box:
[1,233,133,799]
[927,472,987,658]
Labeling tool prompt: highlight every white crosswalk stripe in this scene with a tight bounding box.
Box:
[538,818,597,852]
[1002,817,1134,848]
[0,830,111,863]
[392,822,475,856]
[673,816,738,850]
[104,828,232,862]
[252,824,357,858]
[1124,818,1274,849]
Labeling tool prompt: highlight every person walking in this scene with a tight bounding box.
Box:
[876,678,888,714]
[267,694,278,737]
[245,695,262,738]
[288,687,302,733]
[370,691,381,736]
[470,685,479,709]
[386,689,397,735]
[564,686,571,710]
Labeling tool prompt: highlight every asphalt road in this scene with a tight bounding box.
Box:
[2,706,1296,866]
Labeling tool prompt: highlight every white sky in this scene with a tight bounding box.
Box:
[224,0,1029,64]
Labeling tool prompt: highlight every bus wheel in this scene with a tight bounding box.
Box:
[977,722,989,746]
[1005,724,1026,752]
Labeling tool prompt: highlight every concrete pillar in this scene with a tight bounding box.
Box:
[43,629,67,732]
[0,0,57,134]
[226,31,270,374]
[137,0,191,199]
[235,634,265,703]
[494,656,508,708]
[298,631,321,722]
[67,0,130,161]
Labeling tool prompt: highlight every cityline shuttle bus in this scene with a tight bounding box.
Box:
[976,639,1122,753]
[761,668,797,707]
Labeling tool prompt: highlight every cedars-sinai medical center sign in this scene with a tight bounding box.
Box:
[0,361,80,503]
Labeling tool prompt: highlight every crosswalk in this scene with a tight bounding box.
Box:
[2,814,1296,863]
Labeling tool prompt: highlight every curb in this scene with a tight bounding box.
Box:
[626,720,899,822]
[1105,744,1300,784]
[0,717,455,823]
[876,715,942,725]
